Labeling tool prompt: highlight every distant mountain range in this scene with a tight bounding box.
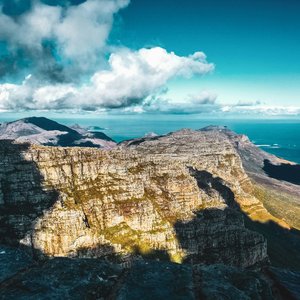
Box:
[0,117,116,148]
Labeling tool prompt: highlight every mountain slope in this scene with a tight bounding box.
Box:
[205,126,300,230]
[0,117,116,148]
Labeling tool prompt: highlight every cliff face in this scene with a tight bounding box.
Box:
[0,129,275,267]
[221,127,300,230]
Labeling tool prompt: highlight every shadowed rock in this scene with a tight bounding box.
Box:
[263,159,300,185]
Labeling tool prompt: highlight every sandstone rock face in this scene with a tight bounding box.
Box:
[0,129,271,267]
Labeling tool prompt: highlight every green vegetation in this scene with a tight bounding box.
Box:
[100,222,151,254]
[253,183,300,230]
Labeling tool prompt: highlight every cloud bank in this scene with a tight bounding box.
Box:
[0,0,129,81]
[138,90,219,114]
[0,47,214,110]
[0,0,217,112]
[2,1,296,116]
[223,104,300,116]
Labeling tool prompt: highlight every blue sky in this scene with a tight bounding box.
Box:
[115,0,300,106]
[0,0,299,116]
[116,0,300,75]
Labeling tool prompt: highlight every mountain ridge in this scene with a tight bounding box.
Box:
[0,116,116,148]
[0,118,299,299]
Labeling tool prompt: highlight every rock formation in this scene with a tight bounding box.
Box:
[0,128,274,263]
[1,125,300,299]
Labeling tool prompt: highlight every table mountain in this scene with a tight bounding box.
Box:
[0,124,299,299]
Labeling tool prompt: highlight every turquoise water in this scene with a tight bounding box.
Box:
[1,114,300,163]
[56,115,300,163]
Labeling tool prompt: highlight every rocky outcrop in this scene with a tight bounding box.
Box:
[0,245,123,300]
[0,129,275,268]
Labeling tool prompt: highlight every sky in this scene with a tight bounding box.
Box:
[0,0,299,117]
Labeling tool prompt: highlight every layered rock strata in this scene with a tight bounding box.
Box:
[0,129,275,267]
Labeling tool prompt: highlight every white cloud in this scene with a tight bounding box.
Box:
[221,106,231,112]
[136,89,220,114]
[0,0,217,113]
[0,76,76,110]
[2,74,299,115]
[0,3,59,49]
[187,91,217,105]
[0,0,215,112]
[235,100,262,107]
[0,47,214,110]
[243,105,300,115]
[83,47,214,108]
[221,104,300,116]
[143,100,221,114]
[55,0,129,68]
[0,0,130,73]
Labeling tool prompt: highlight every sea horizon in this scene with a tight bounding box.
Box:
[1,114,299,163]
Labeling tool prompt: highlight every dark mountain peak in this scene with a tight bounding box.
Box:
[1,117,116,149]
[21,117,77,135]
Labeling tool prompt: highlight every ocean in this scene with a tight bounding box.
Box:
[1,114,300,163]
[54,115,300,164]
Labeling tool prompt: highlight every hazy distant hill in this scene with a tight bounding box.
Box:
[0,117,116,148]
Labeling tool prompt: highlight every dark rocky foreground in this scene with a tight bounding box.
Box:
[0,126,300,299]
[1,245,291,300]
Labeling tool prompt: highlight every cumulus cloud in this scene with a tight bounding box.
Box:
[0,75,77,110]
[0,0,220,114]
[0,47,214,110]
[83,47,214,108]
[187,91,217,105]
[0,0,216,113]
[0,0,129,80]
[136,89,220,114]
[55,0,129,65]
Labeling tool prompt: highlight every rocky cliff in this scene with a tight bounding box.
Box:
[1,128,283,267]
[1,127,300,299]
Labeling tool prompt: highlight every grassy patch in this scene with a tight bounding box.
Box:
[252,183,300,230]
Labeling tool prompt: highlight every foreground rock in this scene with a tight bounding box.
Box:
[0,245,286,300]
[0,245,123,300]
